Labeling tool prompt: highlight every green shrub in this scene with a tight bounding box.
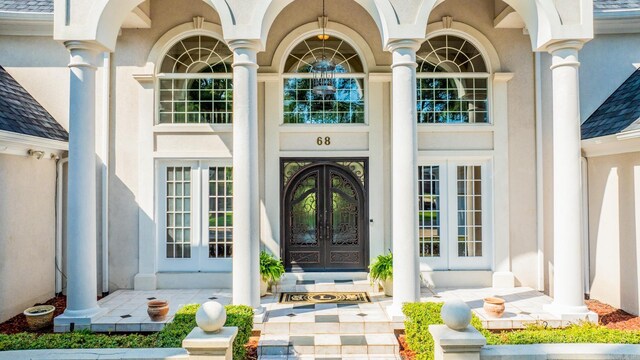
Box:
[369,252,393,282]
[225,304,254,360]
[0,304,254,360]
[402,302,640,360]
[259,251,285,284]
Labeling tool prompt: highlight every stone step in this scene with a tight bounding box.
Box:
[281,272,370,281]
[261,320,401,335]
[258,333,399,357]
[274,282,378,293]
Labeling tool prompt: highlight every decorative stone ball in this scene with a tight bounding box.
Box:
[196,301,227,333]
[440,300,472,331]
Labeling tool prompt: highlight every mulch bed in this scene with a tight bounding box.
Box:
[586,299,640,330]
[395,299,640,359]
[0,295,67,334]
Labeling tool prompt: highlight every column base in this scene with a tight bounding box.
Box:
[492,271,515,288]
[385,303,406,322]
[543,303,598,322]
[134,273,157,290]
[54,306,106,332]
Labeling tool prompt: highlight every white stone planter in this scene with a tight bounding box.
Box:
[382,279,393,297]
[260,278,269,297]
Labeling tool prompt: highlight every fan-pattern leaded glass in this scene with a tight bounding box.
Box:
[158,36,233,124]
[416,35,489,124]
[283,36,365,124]
[160,36,232,73]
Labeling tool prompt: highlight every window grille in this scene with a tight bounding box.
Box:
[208,166,233,258]
[456,165,483,257]
[158,36,233,124]
[166,166,192,258]
[416,35,489,124]
[283,36,365,124]
[418,165,441,257]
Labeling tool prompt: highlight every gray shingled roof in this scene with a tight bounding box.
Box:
[0,66,68,141]
[0,0,52,13]
[594,0,640,11]
[581,70,640,140]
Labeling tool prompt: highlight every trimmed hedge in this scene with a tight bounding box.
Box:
[403,302,640,360]
[0,303,254,360]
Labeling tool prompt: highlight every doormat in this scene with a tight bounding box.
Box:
[279,292,371,304]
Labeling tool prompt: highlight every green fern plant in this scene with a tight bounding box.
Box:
[369,252,393,282]
[259,250,285,284]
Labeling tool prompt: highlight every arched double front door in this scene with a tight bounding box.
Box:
[281,159,368,271]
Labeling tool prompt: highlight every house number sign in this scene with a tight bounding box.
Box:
[316,136,331,146]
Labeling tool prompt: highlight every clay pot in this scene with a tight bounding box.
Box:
[147,300,169,321]
[483,297,506,318]
[23,305,55,331]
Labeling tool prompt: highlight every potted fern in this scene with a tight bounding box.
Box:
[369,252,393,296]
[259,251,285,296]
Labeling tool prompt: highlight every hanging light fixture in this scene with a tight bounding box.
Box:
[312,0,336,96]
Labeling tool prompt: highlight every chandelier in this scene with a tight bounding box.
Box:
[312,0,336,96]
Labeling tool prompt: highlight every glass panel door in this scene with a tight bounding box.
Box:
[419,160,492,270]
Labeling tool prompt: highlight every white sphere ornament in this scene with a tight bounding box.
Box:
[440,300,472,331]
[196,301,227,333]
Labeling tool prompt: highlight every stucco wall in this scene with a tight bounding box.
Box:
[429,0,538,287]
[586,152,640,315]
[0,154,57,322]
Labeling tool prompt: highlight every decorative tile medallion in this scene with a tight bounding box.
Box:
[279,292,371,304]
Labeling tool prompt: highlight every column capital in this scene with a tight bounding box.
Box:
[385,38,422,53]
[546,39,585,55]
[226,38,262,52]
[64,41,103,69]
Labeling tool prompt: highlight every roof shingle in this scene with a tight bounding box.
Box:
[0,66,68,141]
[581,69,640,140]
[1,0,639,14]
[0,0,53,13]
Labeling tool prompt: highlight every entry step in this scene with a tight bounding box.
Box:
[275,276,378,293]
[258,333,399,357]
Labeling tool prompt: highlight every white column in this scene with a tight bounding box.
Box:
[543,41,595,321]
[55,41,104,330]
[229,39,263,315]
[388,39,421,318]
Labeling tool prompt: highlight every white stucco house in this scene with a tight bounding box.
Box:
[0,0,639,329]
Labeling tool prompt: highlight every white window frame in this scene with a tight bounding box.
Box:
[419,158,493,271]
[157,159,233,272]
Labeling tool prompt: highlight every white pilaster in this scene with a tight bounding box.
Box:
[229,39,264,315]
[491,72,514,288]
[55,41,105,330]
[543,40,596,322]
[387,39,421,319]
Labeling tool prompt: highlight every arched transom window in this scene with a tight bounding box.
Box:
[283,35,365,124]
[158,35,233,124]
[416,34,489,124]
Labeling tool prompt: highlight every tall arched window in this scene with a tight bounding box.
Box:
[283,35,365,124]
[416,34,489,124]
[158,35,233,124]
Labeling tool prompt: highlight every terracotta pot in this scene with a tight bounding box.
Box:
[23,305,55,331]
[483,297,506,318]
[147,300,169,321]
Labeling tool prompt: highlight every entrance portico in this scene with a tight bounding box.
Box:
[53,0,597,329]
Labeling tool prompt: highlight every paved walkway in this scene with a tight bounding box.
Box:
[85,281,563,358]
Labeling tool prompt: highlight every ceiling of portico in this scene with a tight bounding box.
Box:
[258,0,390,68]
